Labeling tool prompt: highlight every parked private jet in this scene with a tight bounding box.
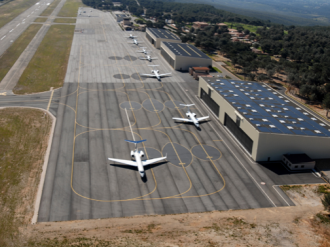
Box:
[139,54,157,62]
[108,139,167,178]
[137,47,148,54]
[125,33,137,39]
[172,104,209,128]
[128,39,142,45]
[140,65,171,80]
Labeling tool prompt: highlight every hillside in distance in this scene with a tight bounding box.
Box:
[172,0,330,26]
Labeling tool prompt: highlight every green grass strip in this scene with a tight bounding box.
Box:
[212,67,222,73]
[34,17,47,22]
[39,0,61,16]
[14,25,75,94]
[0,0,39,29]
[57,0,85,17]
[53,18,76,23]
[0,24,42,83]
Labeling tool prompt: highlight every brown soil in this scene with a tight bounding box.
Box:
[21,185,329,246]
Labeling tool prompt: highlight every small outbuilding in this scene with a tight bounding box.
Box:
[282,154,315,170]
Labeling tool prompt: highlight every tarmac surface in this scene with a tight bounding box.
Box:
[0,7,324,222]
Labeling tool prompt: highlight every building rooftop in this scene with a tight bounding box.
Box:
[147,28,180,40]
[203,78,330,137]
[283,153,314,164]
[116,14,127,17]
[162,42,211,59]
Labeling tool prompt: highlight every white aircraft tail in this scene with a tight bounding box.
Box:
[180,104,195,107]
[148,65,159,67]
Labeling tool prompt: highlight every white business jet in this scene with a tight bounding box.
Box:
[137,47,148,54]
[108,139,167,178]
[139,54,158,62]
[128,38,142,45]
[125,33,137,39]
[172,104,209,128]
[140,65,171,80]
[108,109,167,178]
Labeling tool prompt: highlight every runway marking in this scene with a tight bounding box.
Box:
[1,36,6,40]
[9,29,14,33]
[17,23,20,27]
[47,89,54,111]
[23,19,26,22]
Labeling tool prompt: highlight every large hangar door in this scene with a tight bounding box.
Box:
[161,48,175,68]
[224,113,253,154]
[200,88,219,116]
[146,32,154,45]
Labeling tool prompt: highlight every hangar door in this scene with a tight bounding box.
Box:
[161,47,175,68]
[146,32,155,45]
[200,88,219,116]
[224,113,253,154]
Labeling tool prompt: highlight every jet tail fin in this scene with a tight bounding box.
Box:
[125,139,147,144]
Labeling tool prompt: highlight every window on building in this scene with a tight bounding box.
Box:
[295,165,298,168]
[236,115,241,127]
[208,88,212,97]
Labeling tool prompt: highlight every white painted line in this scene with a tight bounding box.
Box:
[312,169,321,177]
[125,108,135,141]
[27,15,30,17]
[175,81,277,207]
[16,23,20,27]
[9,29,14,33]
[272,185,291,207]
[1,36,6,40]
[23,19,26,22]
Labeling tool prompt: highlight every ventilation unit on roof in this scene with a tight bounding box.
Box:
[273,92,278,94]
[250,97,255,99]
[245,93,250,95]
[248,83,252,85]
[235,85,239,88]
[229,90,233,92]
[285,100,290,102]
[311,118,317,120]
[231,82,235,84]
[252,109,257,112]
[285,115,289,118]
[260,104,265,107]
[283,108,288,110]
[269,97,273,100]
[296,108,301,110]
[216,79,221,81]
[256,124,261,126]
[315,130,321,134]
[237,107,241,109]
[271,105,275,107]
[262,119,268,122]
[220,83,225,85]
[287,126,293,129]
[234,94,238,97]
[261,98,265,100]
[246,104,251,107]
[266,109,271,112]
[249,118,254,120]
[320,123,326,126]
[298,118,304,121]
[280,120,285,123]
[240,89,245,91]
[270,125,276,128]
[243,112,247,115]
[292,121,296,124]
[272,114,278,117]
[303,112,309,115]
[268,89,271,91]
[258,90,262,92]
[301,127,305,130]
[279,96,283,98]
[224,94,228,96]
[278,110,282,112]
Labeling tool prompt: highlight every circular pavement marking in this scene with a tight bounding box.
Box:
[164,100,185,110]
[142,98,164,112]
[162,142,192,168]
[124,55,137,61]
[113,74,130,79]
[108,56,122,60]
[120,101,142,111]
[131,72,147,81]
[191,145,221,161]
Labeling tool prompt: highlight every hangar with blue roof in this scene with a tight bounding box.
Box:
[198,77,330,162]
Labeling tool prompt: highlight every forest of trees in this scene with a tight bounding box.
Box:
[81,0,330,111]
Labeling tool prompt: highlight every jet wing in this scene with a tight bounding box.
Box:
[139,57,148,60]
[197,116,209,121]
[159,73,171,76]
[108,158,137,167]
[142,156,167,166]
[140,73,157,77]
[172,117,193,122]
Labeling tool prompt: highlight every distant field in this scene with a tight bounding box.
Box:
[0,108,52,246]
[14,25,75,94]
[39,0,61,16]
[57,0,85,17]
[0,24,42,83]
[224,22,262,33]
[34,17,47,22]
[54,18,76,23]
[0,0,39,29]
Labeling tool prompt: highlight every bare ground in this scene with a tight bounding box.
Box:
[20,185,328,246]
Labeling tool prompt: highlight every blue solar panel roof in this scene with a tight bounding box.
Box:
[205,78,330,137]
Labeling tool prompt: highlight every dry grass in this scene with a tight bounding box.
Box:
[57,0,85,17]
[39,0,61,16]
[0,0,39,29]
[34,17,47,22]
[53,18,76,23]
[0,24,42,83]
[0,108,52,247]
[14,25,75,94]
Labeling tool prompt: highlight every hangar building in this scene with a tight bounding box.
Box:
[198,77,330,162]
[160,42,212,71]
[146,28,181,48]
